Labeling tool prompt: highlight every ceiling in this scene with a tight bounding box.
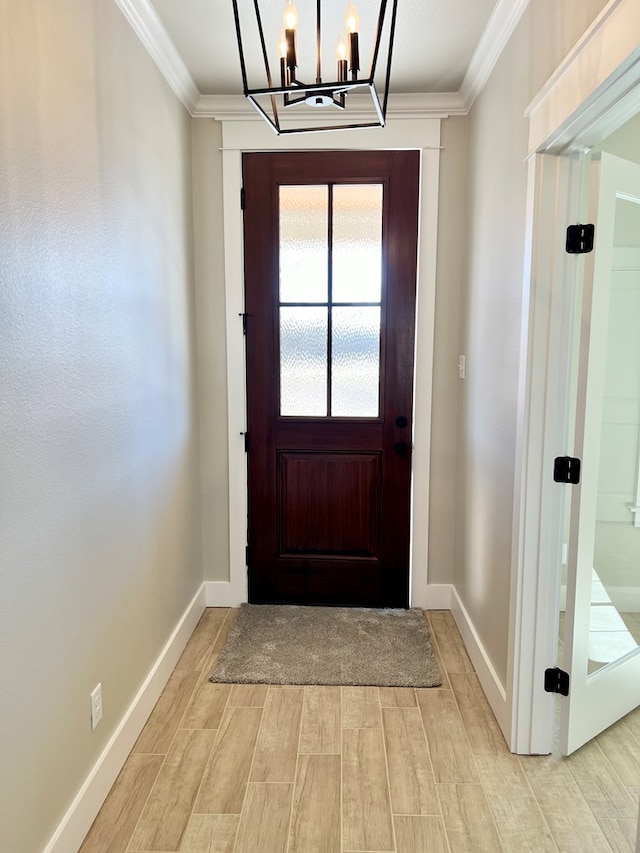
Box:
[148,0,502,97]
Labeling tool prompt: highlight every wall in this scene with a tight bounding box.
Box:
[457,0,610,685]
[0,2,202,851]
[192,120,230,581]
[428,115,468,583]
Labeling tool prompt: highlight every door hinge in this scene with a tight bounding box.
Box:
[241,431,249,452]
[554,456,581,484]
[245,544,251,566]
[239,312,248,334]
[566,223,594,254]
[240,187,246,210]
[544,667,570,696]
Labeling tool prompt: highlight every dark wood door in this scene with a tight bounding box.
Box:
[243,150,419,607]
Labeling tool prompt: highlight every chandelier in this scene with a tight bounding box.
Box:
[231,0,398,134]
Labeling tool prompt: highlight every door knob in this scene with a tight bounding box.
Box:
[394,440,409,455]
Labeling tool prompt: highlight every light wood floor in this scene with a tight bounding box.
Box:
[79,609,640,853]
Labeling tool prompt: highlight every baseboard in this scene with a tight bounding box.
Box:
[560,583,640,612]
[205,580,454,611]
[450,586,511,740]
[43,583,207,853]
[424,584,453,609]
[205,579,247,607]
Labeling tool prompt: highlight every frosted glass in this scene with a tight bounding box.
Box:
[333,185,383,303]
[280,185,328,303]
[280,307,328,416]
[332,307,380,417]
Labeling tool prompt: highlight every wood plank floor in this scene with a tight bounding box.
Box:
[80,609,640,853]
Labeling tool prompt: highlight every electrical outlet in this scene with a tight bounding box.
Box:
[90,683,103,731]
[458,355,466,380]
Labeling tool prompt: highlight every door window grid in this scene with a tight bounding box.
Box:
[279,183,383,418]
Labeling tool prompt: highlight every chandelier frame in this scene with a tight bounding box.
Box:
[231,0,398,135]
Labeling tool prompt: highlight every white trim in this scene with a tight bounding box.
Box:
[424,584,453,610]
[526,0,640,154]
[450,586,511,738]
[218,118,442,610]
[42,584,206,853]
[205,581,457,611]
[205,580,247,608]
[193,92,466,121]
[509,152,582,754]
[459,0,531,110]
[559,584,640,612]
[112,0,200,112]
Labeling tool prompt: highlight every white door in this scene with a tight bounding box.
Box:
[560,152,640,755]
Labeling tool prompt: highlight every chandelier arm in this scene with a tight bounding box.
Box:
[248,96,281,134]
[380,0,398,120]
[316,0,322,83]
[369,0,388,79]
[252,0,280,124]
[277,121,383,134]
[231,0,249,94]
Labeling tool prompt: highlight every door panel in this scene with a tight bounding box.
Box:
[243,151,420,607]
[560,152,640,754]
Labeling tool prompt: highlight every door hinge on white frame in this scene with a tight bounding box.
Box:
[544,667,569,696]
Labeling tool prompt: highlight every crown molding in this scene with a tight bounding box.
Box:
[114,0,526,120]
[459,0,531,111]
[113,0,200,113]
[193,91,467,121]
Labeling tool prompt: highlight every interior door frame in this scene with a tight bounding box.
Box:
[209,117,443,610]
[511,0,640,754]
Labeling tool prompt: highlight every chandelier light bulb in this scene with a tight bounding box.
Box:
[345,3,359,33]
[278,31,288,58]
[283,0,298,30]
[336,32,347,61]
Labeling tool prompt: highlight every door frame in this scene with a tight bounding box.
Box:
[511,0,640,753]
[208,117,443,609]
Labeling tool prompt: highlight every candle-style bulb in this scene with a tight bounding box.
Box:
[336,32,347,61]
[283,0,298,30]
[278,30,288,58]
[345,2,359,33]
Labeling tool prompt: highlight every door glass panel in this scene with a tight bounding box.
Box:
[279,185,328,303]
[278,183,383,418]
[280,307,328,416]
[588,193,640,674]
[332,307,381,417]
[332,185,383,303]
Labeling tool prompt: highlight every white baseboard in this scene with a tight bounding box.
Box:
[205,579,247,607]
[43,583,207,853]
[559,584,640,612]
[205,580,455,611]
[424,584,453,609]
[450,586,511,740]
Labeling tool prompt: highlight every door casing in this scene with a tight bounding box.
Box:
[210,118,443,610]
[511,0,640,755]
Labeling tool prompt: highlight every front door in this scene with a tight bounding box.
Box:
[243,150,420,607]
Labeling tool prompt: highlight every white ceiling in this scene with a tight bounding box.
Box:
[149,0,501,97]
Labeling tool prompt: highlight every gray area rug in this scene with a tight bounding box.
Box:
[209,604,442,687]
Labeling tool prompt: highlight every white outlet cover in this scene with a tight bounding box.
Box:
[90,683,103,731]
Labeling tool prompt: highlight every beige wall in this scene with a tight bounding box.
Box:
[457,0,610,684]
[192,120,230,581]
[0,2,202,851]
[428,115,468,583]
